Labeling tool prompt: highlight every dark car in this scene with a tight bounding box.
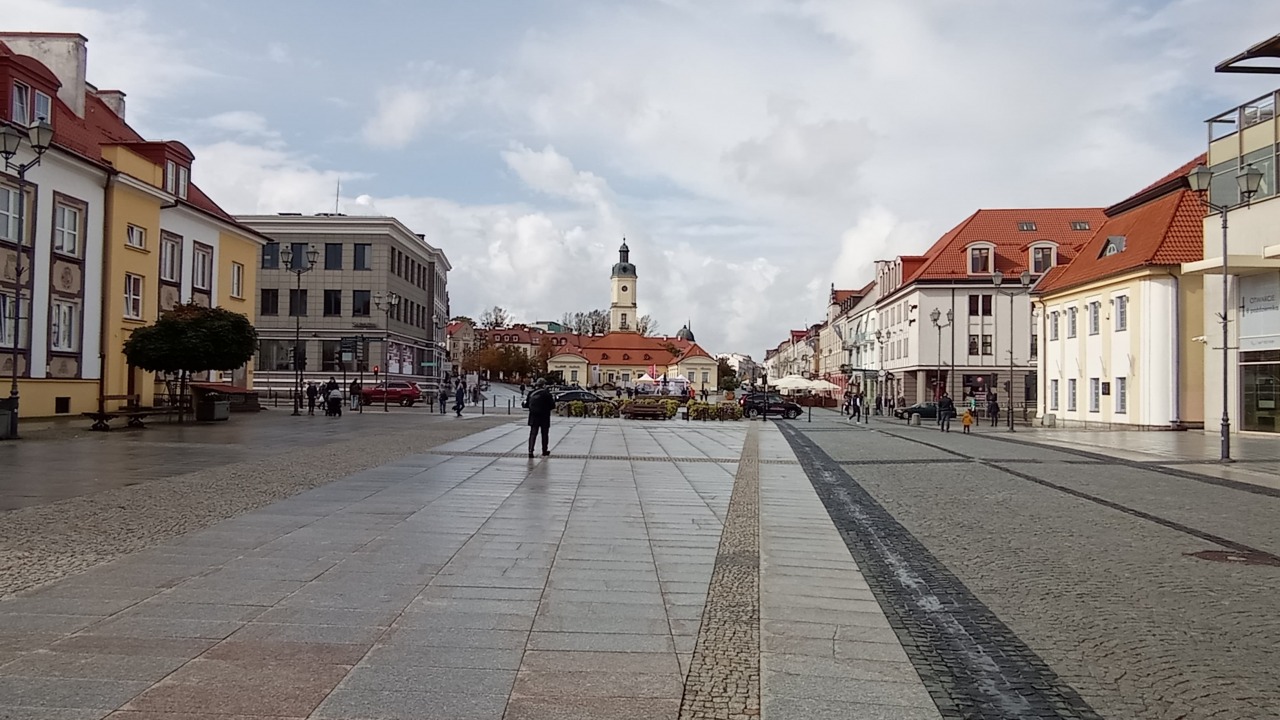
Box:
[362,381,422,407]
[894,401,938,421]
[554,389,611,403]
[739,392,802,420]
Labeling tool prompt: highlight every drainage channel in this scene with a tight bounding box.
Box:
[779,423,1103,720]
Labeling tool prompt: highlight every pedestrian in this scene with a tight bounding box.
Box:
[701,387,709,402]
[325,384,343,417]
[875,394,883,416]
[455,383,466,418]
[615,386,623,399]
[438,387,448,414]
[988,395,1000,428]
[305,382,318,416]
[961,408,974,434]
[525,378,554,458]
[938,392,955,433]
[519,383,526,396]
[852,393,862,421]
[349,379,361,411]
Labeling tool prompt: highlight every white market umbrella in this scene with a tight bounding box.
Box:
[634,373,658,385]
[810,379,841,392]
[772,375,812,391]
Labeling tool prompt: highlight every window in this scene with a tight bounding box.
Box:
[53,203,81,256]
[970,247,990,273]
[1030,331,1038,359]
[322,340,343,372]
[1088,301,1100,335]
[967,294,993,317]
[230,262,244,299]
[1071,221,1091,231]
[1114,296,1128,331]
[0,293,20,347]
[352,290,371,317]
[50,299,79,352]
[323,289,342,316]
[260,288,279,315]
[165,161,177,194]
[177,166,189,200]
[1089,378,1100,412]
[1067,379,1077,411]
[193,245,212,290]
[1067,307,1078,338]
[160,236,181,282]
[354,243,372,270]
[621,313,628,329]
[1101,236,1126,257]
[570,369,579,383]
[1032,246,1054,273]
[124,274,144,320]
[262,242,280,269]
[1049,311,1060,341]
[1116,377,1127,414]
[0,185,20,241]
[11,82,29,123]
[126,224,146,249]
[33,91,51,123]
[289,242,308,271]
[289,289,307,316]
[324,243,343,270]
[968,334,979,355]
[981,335,993,355]
[1018,221,1037,231]
[1050,379,1059,411]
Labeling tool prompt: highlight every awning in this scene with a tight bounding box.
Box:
[1217,33,1280,74]
[1181,256,1280,277]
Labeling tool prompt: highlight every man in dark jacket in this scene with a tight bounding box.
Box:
[525,379,554,458]
[305,383,318,416]
[938,392,956,433]
[987,394,1000,428]
[454,383,466,417]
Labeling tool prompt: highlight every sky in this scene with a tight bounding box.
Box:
[7,0,1280,358]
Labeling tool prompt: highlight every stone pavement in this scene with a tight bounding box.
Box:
[0,418,940,719]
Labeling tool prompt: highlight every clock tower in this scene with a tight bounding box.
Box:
[610,240,638,332]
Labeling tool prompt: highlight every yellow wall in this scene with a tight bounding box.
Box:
[1178,273,1205,424]
[15,380,99,418]
[102,179,162,407]
[218,229,260,387]
[101,146,164,188]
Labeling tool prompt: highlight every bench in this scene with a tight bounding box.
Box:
[82,395,180,431]
[622,404,669,420]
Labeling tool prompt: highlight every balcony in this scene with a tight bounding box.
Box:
[1206,89,1280,207]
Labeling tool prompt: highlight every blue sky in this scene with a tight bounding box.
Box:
[8,0,1280,355]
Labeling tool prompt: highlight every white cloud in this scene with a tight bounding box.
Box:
[189,140,365,215]
[361,64,490,149]
[200,111,279,140]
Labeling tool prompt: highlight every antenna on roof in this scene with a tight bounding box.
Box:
[334,179,340,214]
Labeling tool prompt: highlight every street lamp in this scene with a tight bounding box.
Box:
[1187,162,1264,463]
[374,291,401,413]
[279,243,319,416]
[929,307,954,403]
[992,268,1032,432]
[1,120,55,439]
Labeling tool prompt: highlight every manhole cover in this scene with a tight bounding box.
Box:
[1186,550,1280,567]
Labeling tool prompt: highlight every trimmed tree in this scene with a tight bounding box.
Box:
[122,304,258,421]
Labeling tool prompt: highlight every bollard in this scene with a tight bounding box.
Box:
[508,398,512,415]
[807,403,811,422]
[482,399,486,416]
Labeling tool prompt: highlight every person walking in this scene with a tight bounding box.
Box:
[938,392,955,433]
[326,384,343,417]
[305,382,318,416]
[455,383,466,418]
[961,408,974,434]
[987,394,1000,428]
[701,387,709,402]
[438,387,448,414]
[525,379,554,458]
[349,379,362,411]
[852,393,862,422]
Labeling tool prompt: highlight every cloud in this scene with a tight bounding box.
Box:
[361,64,490,149]
[200,111,279,140]
[189,140,365,215]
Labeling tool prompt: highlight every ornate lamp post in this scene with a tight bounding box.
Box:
[929,307,954,402]
[992,269,1032,432]
[1186,162,1263,463]
[0,120,54,439]
[374,291,401,413]
[279,244,318,416]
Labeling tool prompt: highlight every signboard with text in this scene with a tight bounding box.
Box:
[1240,273,1280,351]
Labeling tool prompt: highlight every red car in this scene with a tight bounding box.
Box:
[362,381,422,407]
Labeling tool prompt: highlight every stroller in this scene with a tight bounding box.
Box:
[325,389,343,417]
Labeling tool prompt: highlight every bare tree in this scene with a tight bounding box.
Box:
[635,314,658,337]
[586,309,609,335]
[479,306,511,329]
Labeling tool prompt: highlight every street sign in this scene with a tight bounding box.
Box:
[342,352,354,363]
[421,361,436,367]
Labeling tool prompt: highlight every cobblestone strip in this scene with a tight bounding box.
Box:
[679,423,760,720]
[778,424,1102,720]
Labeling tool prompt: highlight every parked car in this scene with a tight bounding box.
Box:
[894,401,938,421]
[739,392,802,419]
[554,389,611,403]
[362,381,422,407]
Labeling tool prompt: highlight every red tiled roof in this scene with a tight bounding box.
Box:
[1107,154,1205,214]
[901,208,1107,286]
[789,330,807,343]
[831,289,859,305]
[677,343,714,362]
[1036,184,1205,295]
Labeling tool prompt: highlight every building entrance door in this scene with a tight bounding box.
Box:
[1242,352,1279,433]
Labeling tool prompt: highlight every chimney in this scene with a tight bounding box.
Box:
[0,32,88,117]
[93,88,126,120]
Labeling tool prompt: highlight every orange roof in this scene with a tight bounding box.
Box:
[677,343,714,362]
[900,208,1106,288]
[1036,162,1205,295]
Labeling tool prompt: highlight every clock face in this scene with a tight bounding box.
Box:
[621,285,628,292]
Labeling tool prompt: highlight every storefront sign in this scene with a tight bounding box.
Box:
[1240,273,1280,351]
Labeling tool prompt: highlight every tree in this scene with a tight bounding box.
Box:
[636,314,658,337]
[717,358,739,391]
[449,315,475,326]
[561,309,610,335]
[535,336,555,375]
[123,304,258,421]
[479,306,511,329]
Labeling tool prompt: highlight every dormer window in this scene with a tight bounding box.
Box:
[1018,221,1037,232]
[11,83,28,123]
[969,246,991,274]
[165,161,190,200]
[10,83,52,126]
[1100,236,1126,257]
[1071,221,1091,231]
[1031,245,1056,274]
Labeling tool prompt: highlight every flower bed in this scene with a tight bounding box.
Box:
[684,401,743,421]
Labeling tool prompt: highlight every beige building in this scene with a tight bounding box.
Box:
[238,214,450,394]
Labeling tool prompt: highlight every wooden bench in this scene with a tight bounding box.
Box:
[622,404,669,420]
[82,395,180,431]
